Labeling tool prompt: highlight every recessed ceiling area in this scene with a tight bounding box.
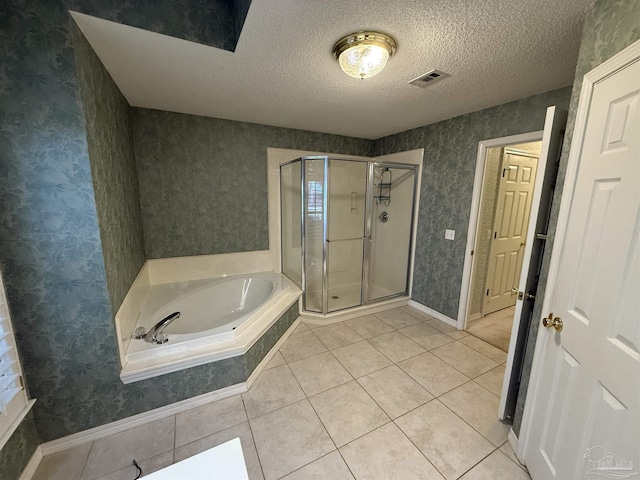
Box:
[72,0,591,140]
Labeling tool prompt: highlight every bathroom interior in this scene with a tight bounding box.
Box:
[0,0,637,479]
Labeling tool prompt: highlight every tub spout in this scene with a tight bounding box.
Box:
[145,312,180,344]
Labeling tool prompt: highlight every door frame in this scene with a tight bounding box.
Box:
[457,130,543,330]
[518,39,640,463]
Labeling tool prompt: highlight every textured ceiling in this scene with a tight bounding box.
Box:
[72,0,590,140]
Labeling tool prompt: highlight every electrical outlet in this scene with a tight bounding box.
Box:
[445,229,455,240]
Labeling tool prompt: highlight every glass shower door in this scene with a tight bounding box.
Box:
[367,165,417,302]
[280,160,302,286]
[302,158,326,312]
[326,159,367,312]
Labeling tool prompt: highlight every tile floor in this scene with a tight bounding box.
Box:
[466,306,516,352]
[32,307,530,480]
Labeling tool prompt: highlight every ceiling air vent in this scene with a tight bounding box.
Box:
[408,69,449,87]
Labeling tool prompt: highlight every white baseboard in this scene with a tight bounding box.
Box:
[468,312,482,322]
[41,318,300,456]
[408,300,459,328]
[19,446,42,480]
[508,428,525,464]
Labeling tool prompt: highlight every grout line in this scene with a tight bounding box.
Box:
[78,440,95,478]
[172,414,177,464]
[242,395,266,479]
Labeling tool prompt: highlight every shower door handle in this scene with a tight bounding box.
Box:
[326,237,367,242]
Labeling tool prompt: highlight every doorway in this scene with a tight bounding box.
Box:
[467,142,542,351]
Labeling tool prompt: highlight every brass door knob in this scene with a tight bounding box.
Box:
[542,313,563,332]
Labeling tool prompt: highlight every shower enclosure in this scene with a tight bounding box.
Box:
[280,156,417,314]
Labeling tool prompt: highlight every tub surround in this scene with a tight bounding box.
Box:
[118,270,300,383]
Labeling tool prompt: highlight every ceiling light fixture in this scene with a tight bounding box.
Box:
[333,31,396,79]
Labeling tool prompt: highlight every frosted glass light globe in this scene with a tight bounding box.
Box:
[333,32,396,80]
[339,44,390,79]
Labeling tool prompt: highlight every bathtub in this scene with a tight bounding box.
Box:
[124,271,299,369]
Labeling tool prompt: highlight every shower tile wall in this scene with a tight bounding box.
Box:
[374,87,572,319]
[513,0,640,436]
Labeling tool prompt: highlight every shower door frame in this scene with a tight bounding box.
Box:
[281,156,419,315]
[363,162,419,305]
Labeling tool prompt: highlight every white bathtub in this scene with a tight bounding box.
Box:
[125,271,298,367]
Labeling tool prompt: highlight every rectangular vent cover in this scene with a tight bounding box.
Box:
[408,69,449,87]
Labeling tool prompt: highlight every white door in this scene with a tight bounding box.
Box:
[484,149,539,315]
[499,106,567,420]
[523,45,639,478]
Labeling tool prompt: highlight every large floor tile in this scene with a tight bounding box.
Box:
[357,365,432,419]
[81,416,175,479]
[460,450,531,479]
[309,381,389,447]
[399,322,456,350]
[374,308,422,329]
[289,351,353,396]
[280,451,354,480]
[33,442,92,480]
[250,400,334,480]
[400,306,437,322]
[95,451,173,480]
[242,364,306,419]
[440,381,510,446]
[426,319,469,339]
[475,365,506,397]
[459,335,508,363]
[312,322,364,350]
[264,351,285,370]
[431,341,499,378]
[344,315,394,338]
[175,395,247,447]
[332,340,392,378]
[398,352,469,396]
[395,400,494,480]
[367,331,426,363]
[499,441,528,472]
[279,330,328,363]
[175,422,263,480]
[340,422,444,480]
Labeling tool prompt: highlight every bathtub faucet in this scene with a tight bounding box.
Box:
[145,311,181,344]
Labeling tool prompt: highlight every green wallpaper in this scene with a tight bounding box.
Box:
[0,410,39,480]
[73,23,146,315]
[132,108,373,258]
[513,0,640,435]
[374,87,572,319]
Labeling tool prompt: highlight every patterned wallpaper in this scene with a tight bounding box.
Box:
[513,0,640,435]
[0,0,257,446]
[73,23,146,315]
[374,87,572,319]
[132,108,372,258]
[76,0,238,51]
[0,410,39,480]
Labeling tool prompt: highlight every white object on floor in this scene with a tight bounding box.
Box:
[144,438,249,479]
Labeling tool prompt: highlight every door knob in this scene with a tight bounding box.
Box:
[542,313,563,332]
